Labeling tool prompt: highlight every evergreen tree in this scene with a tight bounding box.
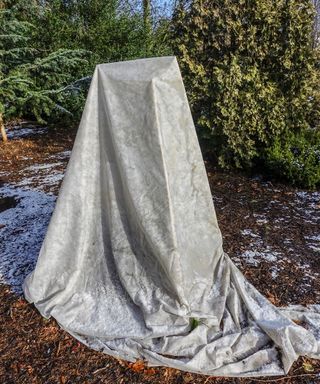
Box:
[23,0,146,64]
[0,6,88,142]
[171,0,320,178]
[143,0,152,55]
[19,0,172,63]
[313,0,320,47]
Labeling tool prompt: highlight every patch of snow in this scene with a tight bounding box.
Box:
[240,229,259,238]
[253,214,268,225]
[49,150,71,160]
[240,248,280,266]
[238,224,317,283]
[274,218,286,223]
[41,173,65,186]
[231,256,241,265]
[305,235,320,242]
[13,155,67,192]
[238,228,282,274]
[0,148,69,293]
[271,268,279,279]
[304,234,320,252]
[24,162,63,171]
[268,200,279,205]
[294,191,320,225]
[15,169,64,191]
[6,125,48,139]
[0,184,56,293]
[239,232,318,283]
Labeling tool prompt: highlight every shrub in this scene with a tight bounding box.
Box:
[171,0,320,182]
[264,129,320,188]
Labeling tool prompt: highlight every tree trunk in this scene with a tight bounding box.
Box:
[0,113,8,143]
[313,0,320,48]
[143,0,152,55]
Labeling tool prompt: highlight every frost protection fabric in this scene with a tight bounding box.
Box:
[23,57,320,377]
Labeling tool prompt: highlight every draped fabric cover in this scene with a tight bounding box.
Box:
[23,57,320,377]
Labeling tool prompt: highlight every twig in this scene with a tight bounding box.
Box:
[93,366,109,375]
[56,341,61,357]
[253,373,319,382]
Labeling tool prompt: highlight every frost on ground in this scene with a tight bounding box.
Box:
[16,161,65,193]
[305,235,320,252]
[6,125,48,140]
[0,125,71,293]
[237,187,320,286]
[0,147,69,292]
[0,185,56,293]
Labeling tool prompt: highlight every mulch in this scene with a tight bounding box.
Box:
[0,124,319,384]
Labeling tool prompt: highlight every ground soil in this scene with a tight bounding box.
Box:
[0,124,319,384]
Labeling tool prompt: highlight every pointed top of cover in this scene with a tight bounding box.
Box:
[96,56,179,82]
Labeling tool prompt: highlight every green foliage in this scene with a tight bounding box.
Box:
[0,6,89,125]
[14,0,172,67]
[264,129,320,188]
[28,0,144,64]
[1,0,173,128]
[171,0,320,184]
[190,317,199,330]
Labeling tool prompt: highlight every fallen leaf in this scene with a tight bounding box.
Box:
[26,365,34,374]
[302,361,314,372]
[129,360,145,372]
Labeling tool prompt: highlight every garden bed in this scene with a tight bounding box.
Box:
[0,124,319,384]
